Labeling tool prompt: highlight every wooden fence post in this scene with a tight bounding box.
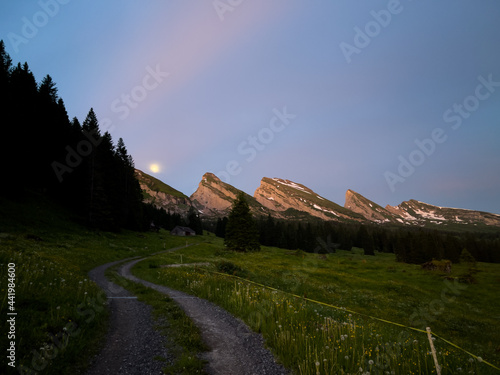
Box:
[426,327,441,375]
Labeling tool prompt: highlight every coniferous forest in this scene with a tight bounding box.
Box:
[209,214,500,264]
[0,40,148,231]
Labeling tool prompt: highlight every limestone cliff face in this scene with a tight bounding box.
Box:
[344,189,394,223]
[385,199,500,227]
[190,173,278,218]
[135,169,192,215]
[189,173,238,216]
[254,178,364,222]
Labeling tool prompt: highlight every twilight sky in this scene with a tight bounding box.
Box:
[2,1,500,214]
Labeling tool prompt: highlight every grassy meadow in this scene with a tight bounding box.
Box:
[0,195,204,374]
[131,236,500,375]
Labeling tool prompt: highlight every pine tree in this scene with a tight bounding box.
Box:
[0,40,11,90]
[215,217,228,238]
[224,192,260,252]
[0,41,13,195]
[358,225,375,256]
[113,137,143,229]
[187,207,203,235]
[8,62,39,192]
[215,218,224,237]
[38,75,58,103]
[459,248,476,265]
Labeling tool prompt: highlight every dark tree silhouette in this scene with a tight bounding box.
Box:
[187,207,203,235]
[224,192,260,252]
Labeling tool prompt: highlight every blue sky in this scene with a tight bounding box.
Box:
[1,1,500,214]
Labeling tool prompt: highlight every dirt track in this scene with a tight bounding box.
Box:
[86,258,171,374]
[87,248,288,375]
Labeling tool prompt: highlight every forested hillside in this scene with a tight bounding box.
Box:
[0,40,147,231]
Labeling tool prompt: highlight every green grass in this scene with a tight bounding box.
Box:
[137,169,188,199]
[105,263,208,374]
[131,237,500,374]
[0,194,204,374]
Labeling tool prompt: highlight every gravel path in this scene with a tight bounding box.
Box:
[85,258,173,375]
[86,246,289,375]
[119,257,289,375]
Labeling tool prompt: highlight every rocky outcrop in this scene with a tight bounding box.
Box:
[189,173,237,216]
[254,178,365,222]
[385,199,500,227]
[344,189,395,223]
[135,169,193,215]
[190,173,270,218]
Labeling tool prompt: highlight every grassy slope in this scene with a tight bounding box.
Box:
[136,169,188,199]
[132,236,500,374]
[0,194,203,374]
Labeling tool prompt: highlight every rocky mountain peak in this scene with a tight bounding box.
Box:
[201,172,221,183]
[190,173,236,216]
[344,189,394,223]
[254,177,364,222]
[385,199,500,227]
[190,173,269,217]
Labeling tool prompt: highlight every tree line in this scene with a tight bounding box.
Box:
[0,40,150,231]
[211,212,500,263]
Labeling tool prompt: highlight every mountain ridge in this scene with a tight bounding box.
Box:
[189,172,271,217]
[135,169,500,229]
[254,177,365,222]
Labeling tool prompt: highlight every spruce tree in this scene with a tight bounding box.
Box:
[38,75,58,103]
[459,248,476,265]
[215,217,228,238]
[187,207,203,235]
[357,225,375,255]
[224,192,260,252]
[0,40,11,90]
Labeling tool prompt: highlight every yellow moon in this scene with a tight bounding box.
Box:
[149,163,160,173]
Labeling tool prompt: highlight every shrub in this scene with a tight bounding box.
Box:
[459,248,476,265]
[216,261,247,277]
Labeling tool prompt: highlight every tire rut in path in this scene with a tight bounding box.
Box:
[118,257,289,375]
[85,258,172,375]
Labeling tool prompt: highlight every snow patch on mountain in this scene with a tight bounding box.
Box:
[272,178,311,194]
[414,208,446,221]
[313,204,339,216]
